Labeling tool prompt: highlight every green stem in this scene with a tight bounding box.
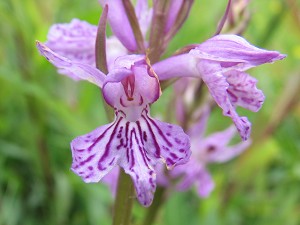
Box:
[112,169,135,225]
[142,187,166,225]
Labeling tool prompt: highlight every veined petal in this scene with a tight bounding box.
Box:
[36,41,105,87]
[226,71,265,112]
[99,0,137,51]
[46,19,97,67]
[139,108,191,169]
[197,60,251,140]
[119,131,156,207]
[71,120,123,183]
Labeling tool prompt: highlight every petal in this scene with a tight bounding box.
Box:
[99,0,137,51]
[46,19,97,67]
[135,0,152,38]
[119,131,157,207]
[226,71,265,112]
[164,0,184,33]
[154,35,285,81]
[36,41,105,87]
[71,120,123,182]
[192,34,286,71]
[171,160,200,191]
[205,126,252,163]
[197,60,251,140]
[139,108,191,169]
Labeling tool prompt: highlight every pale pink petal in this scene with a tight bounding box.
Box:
[46,19,97,67]
[36,41,105,87]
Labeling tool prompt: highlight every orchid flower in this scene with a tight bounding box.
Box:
[158,107,251,197]
[153,34,286,141]
[36,42,190,207]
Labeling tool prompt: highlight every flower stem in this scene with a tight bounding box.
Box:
[112,169,135,225]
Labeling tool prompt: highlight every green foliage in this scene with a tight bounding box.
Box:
[0,0,299,225]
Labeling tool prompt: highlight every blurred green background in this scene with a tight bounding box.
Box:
[0,0,299,224]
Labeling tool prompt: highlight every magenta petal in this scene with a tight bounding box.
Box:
[36,42,105,87]
[46,19,97,67]
[226,71,265,112]
[99,0,137,51]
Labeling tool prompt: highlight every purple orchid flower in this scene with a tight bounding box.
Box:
[153,34,286,141]
[158,107,251,197]
[36,42,190,207]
